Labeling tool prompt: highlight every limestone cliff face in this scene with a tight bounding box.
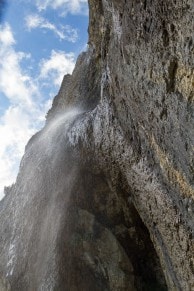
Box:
[0,0,194,290]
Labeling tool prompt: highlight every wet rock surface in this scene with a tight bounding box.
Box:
[0,0,194,290]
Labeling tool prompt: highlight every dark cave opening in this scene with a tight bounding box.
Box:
[74,169,168,290]
[117,200,168,291]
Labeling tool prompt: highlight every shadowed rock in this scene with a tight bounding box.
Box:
[0,0,194,290]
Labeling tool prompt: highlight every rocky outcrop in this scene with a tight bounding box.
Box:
[0,0,194,290]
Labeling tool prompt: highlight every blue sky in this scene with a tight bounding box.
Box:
[0,0,89,198]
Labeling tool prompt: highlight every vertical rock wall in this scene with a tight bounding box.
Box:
[84,0,194,289]
[0,0,194,290]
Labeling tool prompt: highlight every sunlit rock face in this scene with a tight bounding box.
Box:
[0,0,194,290]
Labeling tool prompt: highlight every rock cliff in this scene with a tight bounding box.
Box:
[0,0,194,290]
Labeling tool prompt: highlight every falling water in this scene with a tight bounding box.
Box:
[3,108,82,290]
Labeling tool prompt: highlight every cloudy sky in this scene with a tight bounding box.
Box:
[0,0,88,199]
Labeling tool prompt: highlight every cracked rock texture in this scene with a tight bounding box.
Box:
[0,0,194,290]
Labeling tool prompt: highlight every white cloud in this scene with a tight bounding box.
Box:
[0,102,52,199]
[40,50,75,86]
[0,24,40,108]
[0,24,42,199]
[0,107,35,192]
[0,23,15,46]
[35,0,88,15]
[0,23,74,199]
[25,14,78,42]
[0,52,37,108]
